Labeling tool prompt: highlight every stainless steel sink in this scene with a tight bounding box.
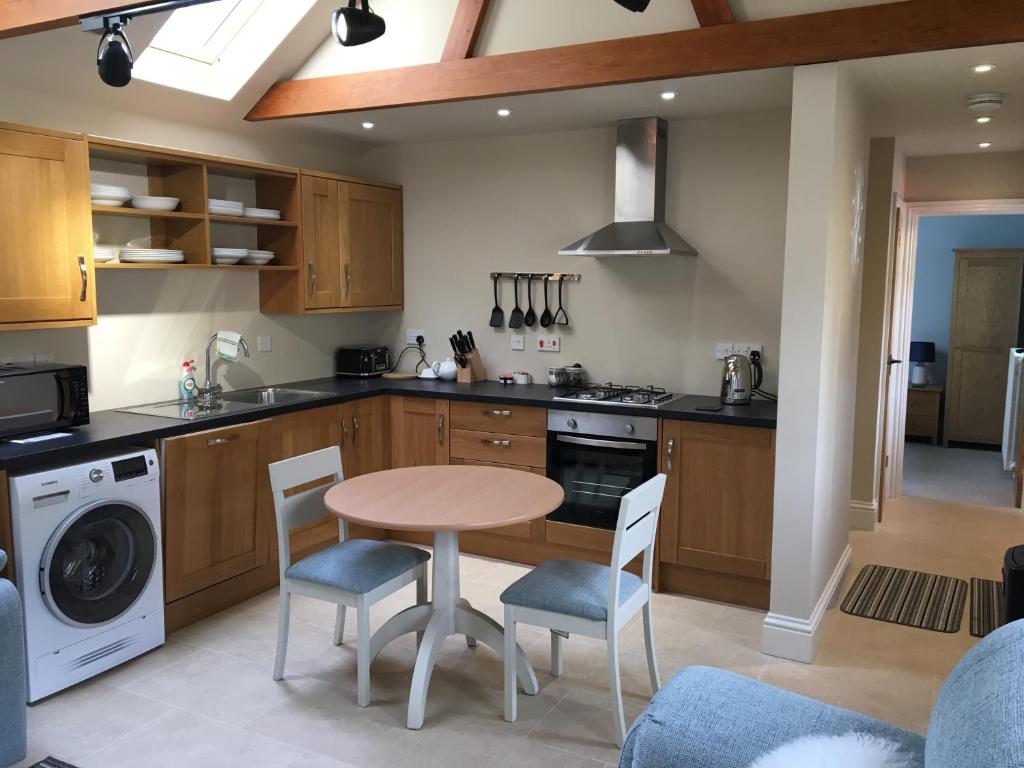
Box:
[220,387,325,405]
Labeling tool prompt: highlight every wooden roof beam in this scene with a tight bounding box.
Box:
[691,0,734,26]
[0,2,143,40]
[441,0,492,61]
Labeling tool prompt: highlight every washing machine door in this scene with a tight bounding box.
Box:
[40,499,157,627]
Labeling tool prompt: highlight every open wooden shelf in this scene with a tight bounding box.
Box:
[96,262,300,271]
[92,205,206,220]
[208,214,297,227]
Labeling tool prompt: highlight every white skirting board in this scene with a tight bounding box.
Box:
[849,499,878,531]
[761,544,853,663]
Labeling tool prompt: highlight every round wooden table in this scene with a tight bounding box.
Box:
[323,465,564,729]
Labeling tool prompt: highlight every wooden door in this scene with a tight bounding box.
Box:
[260,405,344,559]
[945,250,1024,446]
[390,396,449,467]
[300,174,342,309]
[658,421,774,580]
[0,127,94,326]
[340,182,403,308]
[164,422,266,601]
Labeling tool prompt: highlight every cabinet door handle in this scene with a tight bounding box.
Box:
[482,439,512,447]
[78,255,88,301]
[484,409,512,417]
[352,416,359,445]
[207,435,239,446]
[341,418,348,442]
[437,414,445,446]
[666,437,674,474]
[307,262,317,297]
[344,264,352,296]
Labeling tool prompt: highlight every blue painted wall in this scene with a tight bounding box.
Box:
[911,214,1024,385]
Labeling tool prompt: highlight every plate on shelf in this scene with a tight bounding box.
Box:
[92,195,131,207]
[242,207,281,220]
[93,247,116,263]
[91,183,131,197]
[119,249,185,263]
[131,196,181,211]
[208,199,245,216]
[242,249,275,265]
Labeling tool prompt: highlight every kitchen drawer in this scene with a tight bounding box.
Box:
[907,390,941,416]
[450,457,544,539]
[545,520,613,553]
[449,401,546,437]
[449,429,546,468]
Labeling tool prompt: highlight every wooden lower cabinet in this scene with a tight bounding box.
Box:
[390,396,449,467]
[163,422,268,602]
[339,396,390,539]
[658,420,775,609]
[450,458,545,540]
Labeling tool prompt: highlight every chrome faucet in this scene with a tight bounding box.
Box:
[198,333,250,405]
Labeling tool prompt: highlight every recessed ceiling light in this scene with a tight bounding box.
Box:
[976,116,992,124]
[971,64,995,74]
[496,108,511,117]
[361,121,375,130]
[660,90,677,101]
[978,141,992,149]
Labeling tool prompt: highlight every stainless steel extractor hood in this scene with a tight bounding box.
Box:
[559,117,697,257]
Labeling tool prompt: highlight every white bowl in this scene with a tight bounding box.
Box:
[212,248,248,256]
[212,255,242,265]
[131,196,181,211]
[92,247,116,263]
[92,196,131,207]
[91,183,131,197]
[242,252,274,265]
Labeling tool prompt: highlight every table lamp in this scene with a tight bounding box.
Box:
[909,341,936,387]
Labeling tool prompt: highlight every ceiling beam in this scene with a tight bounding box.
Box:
[0,2,141,39]
[247,0,1024,122]
[691,0,734,26]
[441,0,492,61]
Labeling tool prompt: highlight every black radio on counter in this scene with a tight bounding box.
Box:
[335,345,391,377]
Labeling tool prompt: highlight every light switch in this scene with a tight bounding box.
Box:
[510,334,525,351]
[257,335,272,353]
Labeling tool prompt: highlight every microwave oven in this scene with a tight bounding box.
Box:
[0,363,89,440]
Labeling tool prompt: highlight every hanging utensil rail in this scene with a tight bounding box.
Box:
[490,272,581,282]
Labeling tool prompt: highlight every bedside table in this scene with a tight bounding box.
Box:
[906,386,943,445]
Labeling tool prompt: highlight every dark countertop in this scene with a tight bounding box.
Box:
[0,377,776,472]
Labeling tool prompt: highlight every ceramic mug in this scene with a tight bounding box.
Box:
[432,358,459,381]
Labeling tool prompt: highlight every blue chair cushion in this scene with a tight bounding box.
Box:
[0,575,27,767]
[500,558,643,622]
[620,666,925,768]
[926,618,1024,768]
[286,539,429,594]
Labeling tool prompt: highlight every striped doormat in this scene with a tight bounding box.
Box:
[841,565,967,633]
[970,578,1005,638]
[31,759,79,768]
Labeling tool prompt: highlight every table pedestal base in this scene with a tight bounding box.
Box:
[369,530,539,729]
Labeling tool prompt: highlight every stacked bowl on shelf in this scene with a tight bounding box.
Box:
[207,198,282,220]
[91,184,131,207]
[211,248,276,265]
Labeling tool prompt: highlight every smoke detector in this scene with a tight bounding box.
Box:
[967,92,1005,112]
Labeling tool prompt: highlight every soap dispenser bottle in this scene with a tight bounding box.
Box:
[178,360,197,401]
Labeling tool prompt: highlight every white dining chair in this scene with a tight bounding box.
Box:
[500,473,666,746]
[269,446,429,706]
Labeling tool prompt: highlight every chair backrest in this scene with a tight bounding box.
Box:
[268,446,345,573]
[607,474,666,621]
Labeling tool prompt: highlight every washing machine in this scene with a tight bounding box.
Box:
[10,448,164,702]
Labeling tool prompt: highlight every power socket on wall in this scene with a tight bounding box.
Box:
[537,336,561,352]
[715,342,763,359]
[406,329,427,346]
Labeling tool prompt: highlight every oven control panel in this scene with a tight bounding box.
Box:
[547,409,658,442]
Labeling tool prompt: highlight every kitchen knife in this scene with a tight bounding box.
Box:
[449,336,461,357]
[456,330,468,352]
[467,331,476,350]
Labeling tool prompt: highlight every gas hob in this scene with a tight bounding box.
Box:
[552,383,681,408]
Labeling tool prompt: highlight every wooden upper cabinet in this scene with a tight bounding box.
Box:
[0,126,94,329]
[301,174,343,310]
[341,182,403,308]
[163,422,267,602]
[391,396,450,468]
[658,420,775,581]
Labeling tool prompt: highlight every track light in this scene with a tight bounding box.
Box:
[332,0,386,46]
[613,0,652,11]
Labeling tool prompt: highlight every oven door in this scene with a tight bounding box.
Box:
[547,433,658,530]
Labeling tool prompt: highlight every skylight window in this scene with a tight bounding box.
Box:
[148,0,262,65]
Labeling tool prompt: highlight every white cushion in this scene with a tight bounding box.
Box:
[749,733,914,768]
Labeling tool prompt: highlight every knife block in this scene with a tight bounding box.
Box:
[457,350,488,383]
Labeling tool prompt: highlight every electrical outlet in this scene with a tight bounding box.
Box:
[715,343,734,359]
[510,334,525,351]
[257,336,272,353]
[537,336,561,353]
[406,329,427,346]
[34,353,55,364]
[733,343,763,358]
[1,354,34,365]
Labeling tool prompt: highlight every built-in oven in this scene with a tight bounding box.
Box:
[546,409,659,530]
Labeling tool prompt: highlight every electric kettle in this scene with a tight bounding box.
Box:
[721,354,753,405]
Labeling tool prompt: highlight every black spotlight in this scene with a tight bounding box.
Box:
[613,0,652,10]
[332,0,386,46]
[97,22,134,87]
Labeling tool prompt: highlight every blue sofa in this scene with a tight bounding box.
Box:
[0,549,26,767]
[620,619,1024,768]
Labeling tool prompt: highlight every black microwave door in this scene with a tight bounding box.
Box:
[0,373,65,438]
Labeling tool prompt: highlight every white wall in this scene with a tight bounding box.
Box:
[363,111,791,393]
[765,62,867,662]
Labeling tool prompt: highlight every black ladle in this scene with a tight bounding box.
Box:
[523,274,537,327]
[553,275,570,326]
[509,274,525,329]
[489,274,504,328]
[540,275,553,328]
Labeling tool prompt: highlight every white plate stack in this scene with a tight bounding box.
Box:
[243,207,282,221]
[119,249,185,264]
[209,199,245,217]
[91,184,132,207]
[242,249,275,266]
[93,246,116,264]
[131,196,180,211]
[212,247,248,265]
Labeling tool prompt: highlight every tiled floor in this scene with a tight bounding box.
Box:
[16,493,1013,767]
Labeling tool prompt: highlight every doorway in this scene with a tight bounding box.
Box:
[883,204,1024,511]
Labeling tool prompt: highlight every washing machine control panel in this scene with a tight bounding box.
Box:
[77,451,158,500]
[88,468,104,483]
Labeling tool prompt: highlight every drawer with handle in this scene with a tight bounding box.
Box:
[449,401,546,437]
[449,429,546,468]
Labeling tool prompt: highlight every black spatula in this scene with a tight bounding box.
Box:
[523,274,537,327]
[540,275,554,328]
[508,274,525,329]
[489,275,504,328]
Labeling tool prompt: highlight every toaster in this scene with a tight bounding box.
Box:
[335,345,391,377]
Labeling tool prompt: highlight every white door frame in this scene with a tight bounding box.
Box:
[882,198,1024,502]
